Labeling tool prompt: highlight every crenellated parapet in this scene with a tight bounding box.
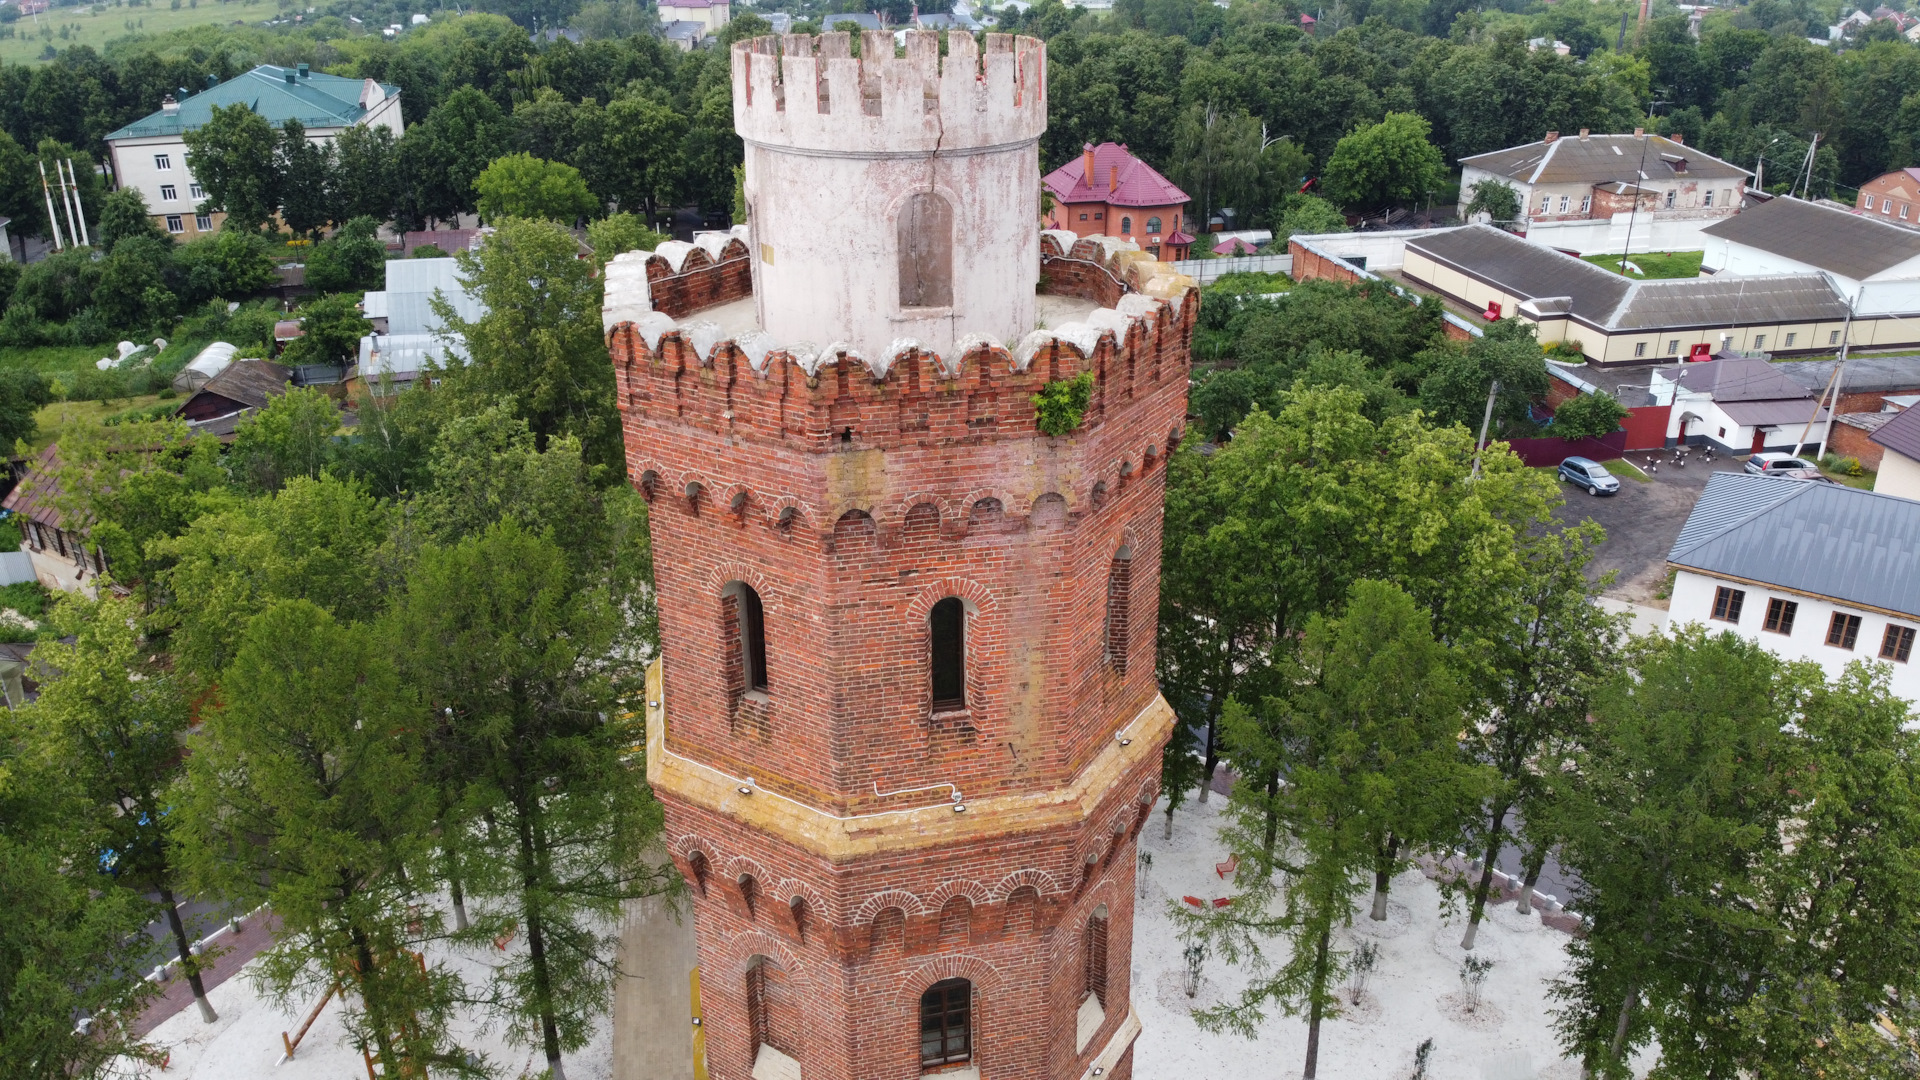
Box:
[604,225,753,320]
[732,31,1046,156]
[604,269,1196,455]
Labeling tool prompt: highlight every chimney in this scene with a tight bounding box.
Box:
[1110,166,1118,192]
[205,73,218,89]
[1082,143,1096,185]
[1634,126,1645,137]
[160,94,179,113]
[297,63,310,78]
[1544,131,1559,143]
[1671,131,1684,145]
[284,68,297,84]
[1579,128,1589,139]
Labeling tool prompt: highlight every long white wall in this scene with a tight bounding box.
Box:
[1524,212,1720,257]
[1671,568,1920,705]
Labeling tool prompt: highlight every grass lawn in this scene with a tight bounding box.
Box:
[0,344,121,376]
[29,394,167,452]
[1605,458,1652,481]
[1820,465,1876,489]
[0,0,277,65]
[1581,251,1706,279]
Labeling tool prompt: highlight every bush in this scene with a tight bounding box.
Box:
[1552,389,1630,442]
[1032,372,1096,437]
[409,243,448,259]
[0,579,49,622]
[305,216,387,294]
[70,367,128,405]
[1823,453,1866,477]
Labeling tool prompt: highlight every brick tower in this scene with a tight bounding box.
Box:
[602,28,1194,1080]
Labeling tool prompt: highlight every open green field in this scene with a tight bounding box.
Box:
[0,344,115,375]
[0,0,277,65]
[1581,251,1706,279]
[30,393,168,451]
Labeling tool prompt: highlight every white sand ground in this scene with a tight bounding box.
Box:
[129,795,1652,1080]
[122,930,614,1080]
[1133,795,1640,1080]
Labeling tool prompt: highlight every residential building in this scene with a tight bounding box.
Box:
[357,257,485,385]
[1042,142,1194,260]
[177,358,293,437]
[1,447,115,595]
[1853,168,1920,228]
[103,65,403,238]
[1400,224,1863,365]
[1650,357,1829,454]
[1668,472,1920,702]
[658,0,729,32]
[1458,130,1748,226]
[1872,404,1920,499]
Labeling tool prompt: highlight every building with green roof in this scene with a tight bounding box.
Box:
[104,64,403,238]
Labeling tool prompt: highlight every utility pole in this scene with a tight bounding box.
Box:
[56,158,82,249]
[1472,379,1501,479]
[39,160,66,251]
[62,158,90,248]
[1792,290,1858,461]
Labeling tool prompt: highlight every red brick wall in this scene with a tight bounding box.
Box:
[1828,419,1885,467]
[611,276,1193,1080]
[1287,239,1361,284]
[646,253,754,319]
[1040,253,1127,308]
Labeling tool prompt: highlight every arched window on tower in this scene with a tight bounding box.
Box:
[1105,547,1133,674]
[1120,215,1132,235]
[930,597,966,712]
[1077,904,1110,1051]
[723,581,769,697]
[1146,215,1162,235]
[898,192,955,309]
[919,978,973,1069]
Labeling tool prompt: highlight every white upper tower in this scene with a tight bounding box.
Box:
[732,30,1046,360]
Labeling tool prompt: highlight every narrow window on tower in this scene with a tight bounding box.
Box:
[747,955,800,1075]
[1105,546,1133,674]
[930,597,966,713]
[723,581,770,698]
[1077,905,1110,1052]
[919,979,972,1069]
[898,191,954,309]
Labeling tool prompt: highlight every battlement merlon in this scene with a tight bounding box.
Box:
[731,31,1046,155]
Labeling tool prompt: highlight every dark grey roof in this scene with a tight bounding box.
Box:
[822,12,882,29]
[1407,225,1850,332]
[1871,404,1920,461]
[1700,196,1920,280]
[1719,398,1828,426]
[186,358,291,413]
[1774,357,1920,395]
[1461,133,1749,186]
[1670,471,1920,619]
[1669,358,1813,401]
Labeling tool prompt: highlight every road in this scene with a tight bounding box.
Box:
[1549,452,1745,603]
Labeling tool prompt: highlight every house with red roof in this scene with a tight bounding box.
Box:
[1042,142,1194,261]
[1856,168,1920,230]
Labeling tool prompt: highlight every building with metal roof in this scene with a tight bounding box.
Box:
[1041,142,1194,260]
[1667,471,1920,701]
[1647,357,1831,454]
[103,65,402,239]
[1871,404,1920,500]
[1701,195,1920,292]
[357,256,485,385]
[1400,224,1872,365]
[1459,130,1748,229]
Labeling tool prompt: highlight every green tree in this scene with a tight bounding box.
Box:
[25,592,218,1023]
[1272,193,1348,244]
[175,228,278,303]
[9,246,102,321]
[0,701,159,1079]
[386,522,666,1080]
[1320,112,1448,211]
[1547,628,1796,1078]
[434,216,620,471]
[1171,103,1309,235]
[96,187,169,251]
[228,387,344,494]
[1551,390,1629,442]
[590,90,687,224]
[304,215,388,294]
[94,234,177,329]
[400,86,512,227]
[330,123,400,225]
[1462,178,1522,226]
[1190,580,1467,1080]
[281,293,371,368]
[182,103,282,232]
[473,152,599,223]
[276,119,332,236]
[178,600,472,1074]
[1416,318,1551,437]
[1453,524,1620,951]
[0,370,53,451]
[584,211,666,271]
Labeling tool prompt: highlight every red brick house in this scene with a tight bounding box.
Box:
[1043,143,1194,260]
[1855,168,1920,230]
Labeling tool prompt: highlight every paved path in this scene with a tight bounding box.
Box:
[1552,456,1744,603]
[133,911,282,1038]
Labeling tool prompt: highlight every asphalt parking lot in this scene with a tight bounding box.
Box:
[1549,452,1750,603]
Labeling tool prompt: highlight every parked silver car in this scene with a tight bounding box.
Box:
[1744,453,1827,481]
[1558,456,1621,496]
